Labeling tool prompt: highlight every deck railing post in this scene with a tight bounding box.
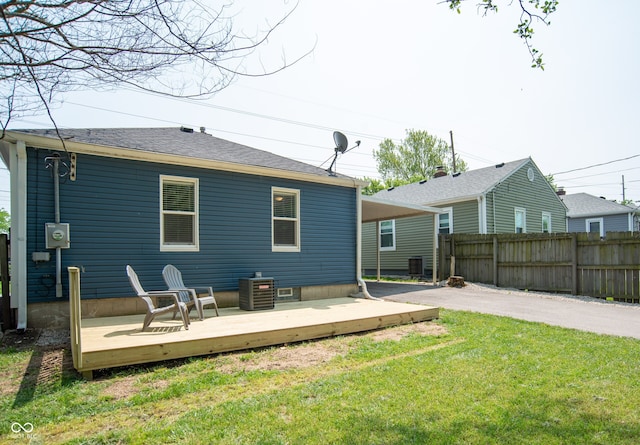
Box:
[68,267,83,374]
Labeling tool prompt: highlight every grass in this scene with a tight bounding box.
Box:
[2,310,640,444]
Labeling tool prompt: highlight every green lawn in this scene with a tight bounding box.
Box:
[1,310,639,444]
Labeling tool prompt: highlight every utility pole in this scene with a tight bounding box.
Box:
[449,130,456,173]
[622,175,626,202]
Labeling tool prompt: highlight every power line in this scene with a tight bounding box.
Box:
[558,165,640,182]
[13,101,379,175]
[551,154,640,176]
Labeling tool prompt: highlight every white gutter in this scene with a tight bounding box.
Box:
[12,141,28,330]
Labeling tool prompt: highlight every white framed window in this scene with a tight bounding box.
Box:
[542,212,552,233]
[380,220,396,251]
[160,175,199,252]
[515,207,526,233]
[272,187,300,252]
[438,207,453,234]
[586,217,604,238]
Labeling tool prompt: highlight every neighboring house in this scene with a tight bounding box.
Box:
[1,127,378,329]
[560,192,640,237]
[362,157,567,276]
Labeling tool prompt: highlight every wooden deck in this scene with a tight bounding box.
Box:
[74,297,439,378]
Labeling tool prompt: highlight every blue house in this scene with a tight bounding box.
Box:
[1,127,378,329]
[560,192,640,237]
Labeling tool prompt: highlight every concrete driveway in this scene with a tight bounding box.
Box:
[366,281,640,340]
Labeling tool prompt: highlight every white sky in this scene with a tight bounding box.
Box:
[3,0,640,211]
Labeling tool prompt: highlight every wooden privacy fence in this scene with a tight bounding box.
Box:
[439,232,640,303]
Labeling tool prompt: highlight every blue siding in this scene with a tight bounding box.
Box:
[567,218,584,233]
[26,148,357,302]
[568,214,630,233]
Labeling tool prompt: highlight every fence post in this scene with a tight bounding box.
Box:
[571,234,578,295]
[450,235,456,277]
[438,234,445,282]
[493,235,498,286]
[0,234,12,332]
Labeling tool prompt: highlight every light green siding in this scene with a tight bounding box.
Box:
[490,160,566,234]
[362,215,435,273]
[362,160,567,275]
[363,201,477,274]
[451,200,479,233]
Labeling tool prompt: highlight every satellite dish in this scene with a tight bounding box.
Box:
[333,131,348,153]
[326,131,360,176]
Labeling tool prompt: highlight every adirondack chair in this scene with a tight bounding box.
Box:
[126,265,190,331]
[162,264,220,320]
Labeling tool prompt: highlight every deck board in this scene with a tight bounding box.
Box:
[76,297,439,374]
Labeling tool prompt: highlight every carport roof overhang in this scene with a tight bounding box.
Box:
[361,195,443,222]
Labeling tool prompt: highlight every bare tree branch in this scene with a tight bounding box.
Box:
[0,0,312,133]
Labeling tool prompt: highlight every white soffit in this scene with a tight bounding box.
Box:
[361,195,442,223]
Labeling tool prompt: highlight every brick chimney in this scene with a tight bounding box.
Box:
[433,166,447,178]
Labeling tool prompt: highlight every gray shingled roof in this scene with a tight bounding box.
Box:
[11,127,340,178]
[561,193,637,218]
[373,158,530,205]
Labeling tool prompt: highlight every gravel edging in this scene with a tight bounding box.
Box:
[454,281,640,310]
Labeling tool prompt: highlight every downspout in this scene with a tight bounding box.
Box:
[13,141,28,330]
[478,195,488,234]
[432,213,437,285]
[376,220,380,282]
[353,187,378,300]
[492,190,497,233]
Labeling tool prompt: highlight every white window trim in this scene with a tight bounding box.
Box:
[542,212,552,233]
[515,207,527,233]
[586,217,604,238]
[160,175,199,252]
[379,219,396,252]
[272,187,301,252]
[438,207,453,234]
